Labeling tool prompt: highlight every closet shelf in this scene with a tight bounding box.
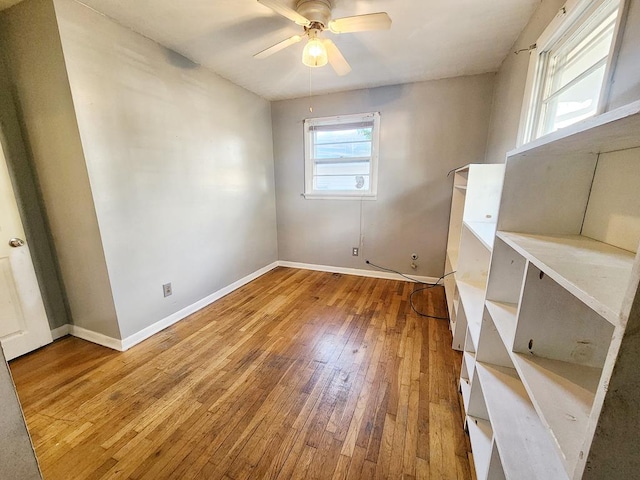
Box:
[463,221,497,251]
[475,363,568,480]
[497,232,635,326]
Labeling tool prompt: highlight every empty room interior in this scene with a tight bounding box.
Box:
[1,0,640,478]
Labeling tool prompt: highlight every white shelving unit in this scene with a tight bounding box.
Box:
[450,100,640,479]
[445,164,505,352]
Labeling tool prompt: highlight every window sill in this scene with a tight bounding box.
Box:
[303,193,377,201]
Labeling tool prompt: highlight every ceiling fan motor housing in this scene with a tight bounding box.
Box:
[296,0,332,28]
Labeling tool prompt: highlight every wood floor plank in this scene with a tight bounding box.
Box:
[9,267,471,480]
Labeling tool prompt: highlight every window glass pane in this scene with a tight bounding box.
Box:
[304,112,378,198]
[315,161,370,176]
[540,61,607,135]
[548,10,617,96]
[314,127,372,145]
[314,141,372,159]
[528,0,620,141]
[314,174,370,191]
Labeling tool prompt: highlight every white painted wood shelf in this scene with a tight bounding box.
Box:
[447,250,459,271]
[447,100,640,479]
[464,221,497,250]
[485,301,517,347]
[467,415,494,480]
[475,363,569,480]
[497,232,634,326]
[444,164,505,351]
[458,280,487,349]
[512,354,601,473]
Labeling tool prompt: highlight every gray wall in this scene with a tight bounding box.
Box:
[485,0,640,162]
[0,0,118,337]
[53,0,278,339]
[272,75,495,278]
[0,346,41,480]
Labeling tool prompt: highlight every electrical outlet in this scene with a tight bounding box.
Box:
[352,247,359,256]
[163,283,172,297]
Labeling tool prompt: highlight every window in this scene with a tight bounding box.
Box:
[521,0,623,143]
[304,112,380,199]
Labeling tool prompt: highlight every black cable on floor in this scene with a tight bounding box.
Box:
[365,260,454,320]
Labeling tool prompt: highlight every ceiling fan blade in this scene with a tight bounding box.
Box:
[329,12,392,34]
[324,39,351,76]
[257,0,311,26]
[254,35,303,59]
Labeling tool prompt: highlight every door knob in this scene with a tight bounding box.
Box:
[8,238,25,247]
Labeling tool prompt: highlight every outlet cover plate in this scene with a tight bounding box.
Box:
[352,247,359,256]
[163,283,172,297]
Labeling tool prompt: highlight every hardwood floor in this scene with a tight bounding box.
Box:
[9,267,472,480]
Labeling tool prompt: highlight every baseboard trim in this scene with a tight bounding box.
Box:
[119,261,279,351]
[277,261,440,284]
[70,325,123,351]
[62,260,436,353]
[50,324,71,340]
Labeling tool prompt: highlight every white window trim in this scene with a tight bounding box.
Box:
[517,0,627,146]
[303,112,380,200]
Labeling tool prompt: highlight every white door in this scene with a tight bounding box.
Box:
[0,139,52,360]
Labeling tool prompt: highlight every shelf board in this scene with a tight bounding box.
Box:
[462,351,476,381]
[463,221,497,251]
[467,415,493,480]
[457,280,486,349]
[444,266,457,321]
[455,184,468,191]
[447,250,459,273]
[508,100,640,160]
[497,232,635,325]
[476,363,568,480]
[512,353,601,475]
[485,301,517,348]
[461,377,472,412]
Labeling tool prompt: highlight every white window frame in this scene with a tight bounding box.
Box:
[303,112,380,200]
[518,0,627,145]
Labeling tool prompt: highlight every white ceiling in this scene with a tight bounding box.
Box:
[11,0,541,100]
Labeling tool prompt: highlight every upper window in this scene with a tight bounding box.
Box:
[304,112,380,199]
[521,0,623,143]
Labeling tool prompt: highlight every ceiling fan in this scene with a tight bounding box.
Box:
[254,0,392,76]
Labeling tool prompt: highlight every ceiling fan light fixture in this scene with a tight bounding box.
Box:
[302,37,328,67]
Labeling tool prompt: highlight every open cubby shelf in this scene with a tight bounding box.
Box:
[445,163,505,352]
[484,301,517,348]
[497,232,635,326]
[512,354,600,471]
[445,100,640,479]
[467,415,494,480]
[464,221,497,250]
[457,280,486,349]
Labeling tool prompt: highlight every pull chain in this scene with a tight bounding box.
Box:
[309,67,313,113]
